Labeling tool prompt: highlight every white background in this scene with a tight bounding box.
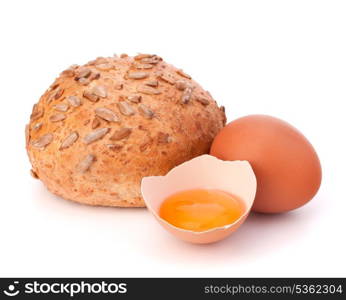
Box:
[0,0,345,277]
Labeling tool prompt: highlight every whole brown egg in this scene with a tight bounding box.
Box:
[210,115,322,213]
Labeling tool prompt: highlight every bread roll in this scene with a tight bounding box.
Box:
[26,54,226,207]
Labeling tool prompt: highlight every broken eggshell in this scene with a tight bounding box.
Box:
[141,154,257,244]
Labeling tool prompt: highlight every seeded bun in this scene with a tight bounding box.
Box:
[26,54,226,207]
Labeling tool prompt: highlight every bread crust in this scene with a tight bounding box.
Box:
[26,54,226,207]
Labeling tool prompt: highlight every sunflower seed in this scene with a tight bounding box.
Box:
[78,77,90,85]
[96,63,114,71]
[92,85,107,98]
[87,59,97,65]
[195,96,210,106]
[89,72,101,81]
[176,69,191,79]
[30,104,44,120]
[91,117,101,129]
[145,80,158,87]
[175,80,188,91]
[157,73,175,85]
[137,85,161,95]
[157,132,170,144]
[50,82,59,90]
[134,54,154,60]
[83,90,99,102]
[110,128,132,141]
[30,169,39,179]
[67,95,82,107]
[95,107,120,122]
[138,104,154,119]
[134,63,154,69]
[106,144,123,152]
[181,86,193,104]
[46,94,54,104]
[127,95,142,103]
[118,102,135,116]
[76,154,96,173]
[140,56,162,64]
[50,113,66,122]
[53,103,69,112]
[127,72,149,80]
[206,91,214,99]
[139,138,152,152]
[32,133,53,149]
[61,64,78,76]
[61,68,75,77]
[31,104,37,113]
[56,87,65,98]
[75,67,91,79]
[47,87,64,103]
[60,131,79,149]
[33,122,42,131]
[83,128,109,144]
[114,82,123,90]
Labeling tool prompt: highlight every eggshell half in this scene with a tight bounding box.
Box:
[141,154,257,244]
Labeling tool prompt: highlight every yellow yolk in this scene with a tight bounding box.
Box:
[159,189,245,232]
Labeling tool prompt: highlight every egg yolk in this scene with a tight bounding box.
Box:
[159,189,245,232]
